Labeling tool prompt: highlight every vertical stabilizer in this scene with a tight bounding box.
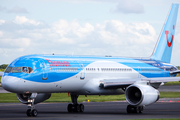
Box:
[151,3,179,63]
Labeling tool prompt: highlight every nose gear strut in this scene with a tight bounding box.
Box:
[26,93,38,117]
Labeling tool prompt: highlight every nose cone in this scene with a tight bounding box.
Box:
[1,76,19,93]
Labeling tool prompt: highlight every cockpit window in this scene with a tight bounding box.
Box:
[12,67,22,73]
[22,67,33,73]
[22,67,28,73]
[28,67,33,73]
[5,67,33,73]
[170,66,178,71]
[5,67,12,73]
[162,66,178,71]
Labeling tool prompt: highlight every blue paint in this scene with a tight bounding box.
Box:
[151,3,179,63]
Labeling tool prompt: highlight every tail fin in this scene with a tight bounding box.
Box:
[150,3,179,63]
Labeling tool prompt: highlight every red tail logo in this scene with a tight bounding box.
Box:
[165,25,174,47]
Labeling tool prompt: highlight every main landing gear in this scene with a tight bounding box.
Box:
[127,105,143,114]
[26,93,38,117]
[67,94,84,113]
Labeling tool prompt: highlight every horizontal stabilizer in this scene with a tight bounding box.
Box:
[169,70,180,74]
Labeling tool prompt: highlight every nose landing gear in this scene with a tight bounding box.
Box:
[26,93,38,117]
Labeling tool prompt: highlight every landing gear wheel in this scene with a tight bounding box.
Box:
[127,105,132,113]
[68,104,73,113]
[138,106,143,113]
[80,104,84,112]
[127,105,143,114]
[68,94,84,113]
[75,104,80,112]
[127,105,137,113]
[32,109,38,117]
[26,109,32,117]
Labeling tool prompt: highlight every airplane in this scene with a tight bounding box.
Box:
[0,72,3,76]
[1,3,180,117]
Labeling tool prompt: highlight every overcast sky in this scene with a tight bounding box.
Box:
[1,0,180,66]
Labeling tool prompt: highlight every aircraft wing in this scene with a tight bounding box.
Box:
[99,77,180,89]
[0,72,4,76]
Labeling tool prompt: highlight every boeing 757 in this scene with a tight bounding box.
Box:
[1,3,180,117]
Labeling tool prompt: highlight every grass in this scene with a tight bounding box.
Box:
[0,69,4,72]
[0,93,126,103]
[0,93,19,103]
[0,91,180,103]
[163,73,180,86]
[45,93,126,103]
[160,91,180,98]
[164,81,180,86]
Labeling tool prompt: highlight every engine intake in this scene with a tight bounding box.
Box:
[17,93,51,104]
[125,84,160,106]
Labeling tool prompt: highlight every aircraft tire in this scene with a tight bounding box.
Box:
[32,109,38,117]
[67,104,73,113]
[127,105,132,113]
[138,106,143,113]
[26,109,32,117]
[75,104,80,112]
[80,104,84,112]
[127,105,138,113]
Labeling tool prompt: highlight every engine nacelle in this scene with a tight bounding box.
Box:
[125,83,160,106]
[17,93,51,104]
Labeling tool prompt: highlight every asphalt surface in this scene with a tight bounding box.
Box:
[158,85,180,92]
[0,85,180,119]
[0,87,10,93]
[0,101,180,120]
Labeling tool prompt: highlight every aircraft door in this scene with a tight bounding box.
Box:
[138,66,141,78]
[80,64,85,80]
[39,59,48,80]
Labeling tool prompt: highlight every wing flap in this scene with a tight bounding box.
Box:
[99,79,138,89]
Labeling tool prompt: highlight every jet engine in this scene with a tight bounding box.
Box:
[125,84,160,106]
[17,93,51,104]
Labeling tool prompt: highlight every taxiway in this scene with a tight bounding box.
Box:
[0,101,180,120]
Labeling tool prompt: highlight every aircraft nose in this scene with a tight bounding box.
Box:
[1,76,19,93]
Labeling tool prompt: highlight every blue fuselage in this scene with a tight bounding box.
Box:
[1,54,176,94]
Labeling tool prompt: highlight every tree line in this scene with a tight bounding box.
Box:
[0,64,8,70]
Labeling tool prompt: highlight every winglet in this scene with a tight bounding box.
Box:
[151,3,179,63]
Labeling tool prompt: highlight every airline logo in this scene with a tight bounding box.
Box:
[165,25,174,47]
[46,59,71,67]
